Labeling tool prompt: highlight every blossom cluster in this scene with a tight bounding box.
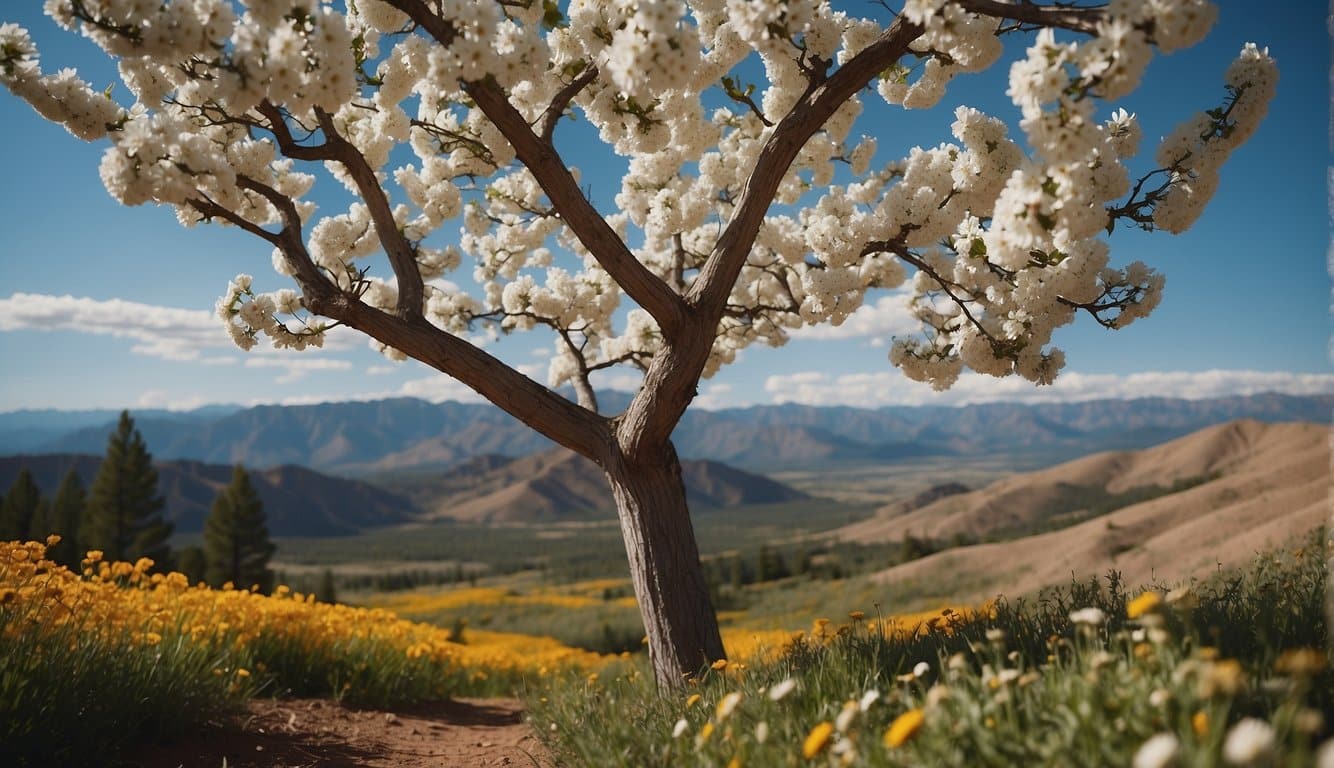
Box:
[0,1,1275,401]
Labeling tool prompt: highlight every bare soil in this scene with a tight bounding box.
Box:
[126,698,553,768]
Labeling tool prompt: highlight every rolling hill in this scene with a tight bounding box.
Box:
[843,419,1328,602]
[392,448,809,524]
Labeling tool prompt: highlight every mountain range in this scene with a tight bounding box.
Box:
[0,449,807,535]
[2,392,1327,475]
[0,455,413,536]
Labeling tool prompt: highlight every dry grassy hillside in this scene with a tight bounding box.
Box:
[413,448,807,523]
[848,420,1328,601]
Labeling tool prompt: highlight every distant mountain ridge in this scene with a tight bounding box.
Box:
[0,455,414,536]
[3,393,1328,475]
[0,449,808,534]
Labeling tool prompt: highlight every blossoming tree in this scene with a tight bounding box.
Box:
[1,0,1274,687]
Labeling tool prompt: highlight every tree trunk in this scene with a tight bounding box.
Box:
[603,442,725,689]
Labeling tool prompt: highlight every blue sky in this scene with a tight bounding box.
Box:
[0,1,1329,413]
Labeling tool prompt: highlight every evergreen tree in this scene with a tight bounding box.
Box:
[175,545,206,586]
[202,466,275,593]
[47,468,86,568]
[314,568,337,605]
[1,469,42,541]
[82,411,172,566]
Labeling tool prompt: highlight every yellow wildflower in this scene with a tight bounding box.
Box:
[802,721,834,759]
[686,693,702,709]
[1192,711,1209,737]
[848,611,865,621]
[1126,591,1162,619]
[884,708,925,748]
[236,668,250,678]
[1274,648,1325,676]
[711,658,730,671]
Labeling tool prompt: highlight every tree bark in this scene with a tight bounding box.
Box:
[603,441,725,689]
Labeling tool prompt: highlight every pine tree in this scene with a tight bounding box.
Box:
[47,468,86,568]
[1,469,42,541]
[175,545,206,586]
[202,466,275,593]
[82,411,172,566]
[314,568,337,605]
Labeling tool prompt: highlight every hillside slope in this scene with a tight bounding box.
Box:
[402,449,809,523]
[857,420,1328,601]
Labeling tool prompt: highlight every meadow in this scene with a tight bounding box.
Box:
[2,525,1330,766]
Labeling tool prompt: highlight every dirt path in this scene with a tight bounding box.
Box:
[127,698,554,767]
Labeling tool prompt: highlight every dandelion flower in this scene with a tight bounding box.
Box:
[848,610,865,620]
[1127,591,1162,619]
[236,668,250,678]
[1192,711,1209,737]
[768,678,797,701]
[802,721,834,759]
[716,691,742,721]
[1069,607,1106,627]
[1133,733,1179,768]
[685,693,701,709]
[883,708,925,748]
[1222,718,1275,765]
[711,658,730,671]
[835,701,859,733]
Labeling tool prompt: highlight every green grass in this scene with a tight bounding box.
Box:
[0,607,253,766]
[529,528,1332,766]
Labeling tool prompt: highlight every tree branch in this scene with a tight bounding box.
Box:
[613,17,931,456]
[464,78,689,338]
[539,63,598,143]
[381,0,688,338]
[310,108,425,321]
[210,174,614,461]
[954,0,1107,35]
[688,17,925,319]
[339,303,613,459]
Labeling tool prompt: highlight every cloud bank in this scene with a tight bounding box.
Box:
[762,369,1334,408]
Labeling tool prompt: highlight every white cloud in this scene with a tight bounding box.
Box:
[591,369,644,393]
[397,375,486,403]
[0,292,221,361]
[764,369,1334,408]
[136,390,215,411]
[516,362,547,380]
[0,292,362,383]
[243,356,354,384]
[694,383,746,410]
[790,291,919,342]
